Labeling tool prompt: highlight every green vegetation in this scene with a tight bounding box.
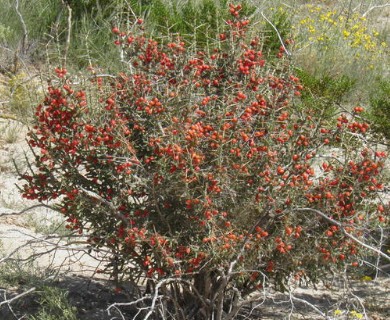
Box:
[0,260,50,289]
[367,78,390,139]
[295,67,355,120]
[29,286,77,320]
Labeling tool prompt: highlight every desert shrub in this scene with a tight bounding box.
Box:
[5,72,43,122]
[0,0,58,48]
[127,0,256,49]
[0,24,14,44]
[20,4,388,319]
[293,2,388,104]
[366,78,390,140]
[261,6,293,55]
[295,68,355,120]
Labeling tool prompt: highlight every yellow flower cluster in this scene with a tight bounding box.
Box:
[349,310,364,319]
[297,4,387,53]
[334,309,363,319]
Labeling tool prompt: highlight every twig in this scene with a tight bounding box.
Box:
[0,204,56,218]
[375,226,385,279]
[61,0,72,67]
[0,287,36,307]
[0,222,111,267]
[107,294,152,310]
[362,4,390,17]
[14,0,28,55]
[350,291,369,320]
[260,11,291,57]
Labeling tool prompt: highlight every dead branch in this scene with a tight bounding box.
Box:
[0,287,36,307]
[107,277,210,319]
[61,0,72,67]
[0,204,56,218]
[14,0,28,55]
[362,3,390,17]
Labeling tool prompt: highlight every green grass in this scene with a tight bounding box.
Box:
[29,286,77,320]
[0,260,52,289]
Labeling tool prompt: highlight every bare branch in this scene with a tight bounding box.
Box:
[14,0,28,55]
[0,287,36,307]
[260,11,291,57]
[107,277,210,319]
[61,0,72,66]
[289,294,330,319]
[0,204,57,218]
[362,4,390,17]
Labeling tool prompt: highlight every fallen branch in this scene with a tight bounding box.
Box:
[0,287,35,307]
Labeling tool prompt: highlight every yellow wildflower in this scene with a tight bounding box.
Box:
[334,309,343,316]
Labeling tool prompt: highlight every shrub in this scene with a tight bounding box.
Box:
[128,0,255,49]
[367,78,390,140]
[5,72,43,122]
[262,6,292,55]
[20,4,388,319]
[292,2,388,104]
[0,0,58,48]
[295,67,355,120]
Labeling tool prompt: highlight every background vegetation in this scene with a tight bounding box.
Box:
[0,0,388,136]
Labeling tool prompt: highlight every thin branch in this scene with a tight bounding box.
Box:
[14,0,28,54]
[0,287,36,307]
[295,208,390,262]
[362,4,390,17]
[107,277,210,319]
[289,293,330,319]
[374,226,385,279]
[260,11,291,57]
[107,294,152,310]
[61,0,72,67]
[0,204,56,218]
